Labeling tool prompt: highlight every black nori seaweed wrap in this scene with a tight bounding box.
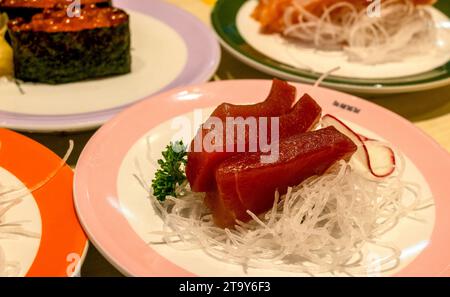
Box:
[0,0,111,20]
[8,7,131,84]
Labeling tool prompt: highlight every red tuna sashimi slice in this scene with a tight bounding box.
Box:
[186,79,297,192]
[186,92,322,193]
[210,79,296,120]
[206,126,357,228]
[279,93,321,139]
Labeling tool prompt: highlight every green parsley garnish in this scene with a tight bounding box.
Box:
[151,140,187,201]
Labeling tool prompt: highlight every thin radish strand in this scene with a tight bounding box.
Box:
[313,66,341,87]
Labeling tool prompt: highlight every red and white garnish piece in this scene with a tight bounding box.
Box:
[322,114,395,178]
[363,140,396,178]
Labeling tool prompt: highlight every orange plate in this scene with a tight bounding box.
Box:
[0,128,88,277]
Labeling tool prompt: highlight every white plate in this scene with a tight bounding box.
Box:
[0,11,186,117]
[212,0,450,94]
[238,0,450,79]
[0,0,220,132]
[0,128,88,276]
[117,110,434,277]
[74,80,450,276]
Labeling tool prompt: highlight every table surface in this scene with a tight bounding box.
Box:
[20,0,450,277]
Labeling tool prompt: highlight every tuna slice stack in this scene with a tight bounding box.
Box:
[186,80,357,228]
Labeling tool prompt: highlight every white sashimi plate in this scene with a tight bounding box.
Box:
[74,80,450,276]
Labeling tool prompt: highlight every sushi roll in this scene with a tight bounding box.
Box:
[0,0,111,20]
[8,5,131,84]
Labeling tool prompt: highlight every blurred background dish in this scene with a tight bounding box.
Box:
[0,128,87,277]
[212,0,450,94]
[0,0,220,132]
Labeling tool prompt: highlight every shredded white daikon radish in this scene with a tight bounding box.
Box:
[0,140,74,276]
[0,246,19,276]
[283,0,436,64]
[147,153,431,275]
[0,198,36,276]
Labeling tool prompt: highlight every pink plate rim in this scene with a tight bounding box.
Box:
[73,79,450,277]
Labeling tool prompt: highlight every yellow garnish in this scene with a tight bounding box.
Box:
[0,13,13,77]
